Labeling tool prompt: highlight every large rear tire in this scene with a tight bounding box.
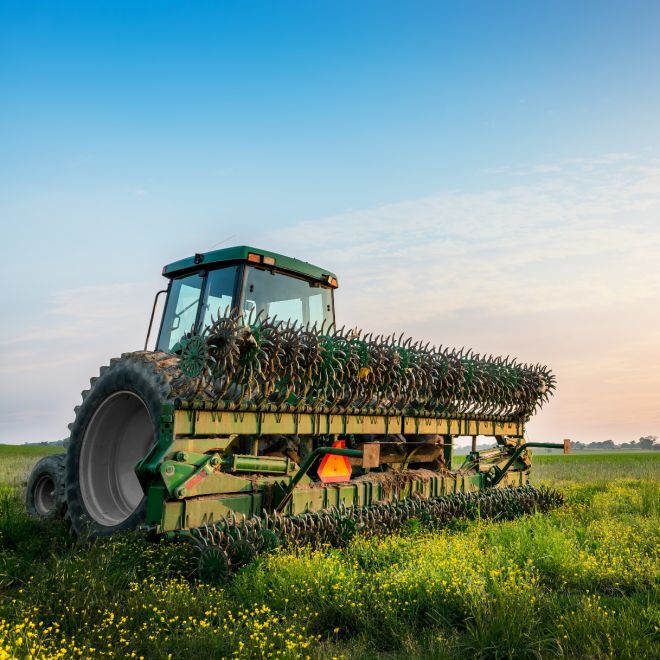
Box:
[25,454,66,519]
[65,352,181,538]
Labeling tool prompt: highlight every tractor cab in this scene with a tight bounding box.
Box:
[154,246,338,353]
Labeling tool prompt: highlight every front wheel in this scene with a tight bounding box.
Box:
[25,454,66,519]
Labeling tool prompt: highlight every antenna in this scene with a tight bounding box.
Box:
[209,234,237,250]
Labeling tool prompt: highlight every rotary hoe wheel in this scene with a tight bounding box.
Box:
[197,546,232,584]
[64,352,182,538]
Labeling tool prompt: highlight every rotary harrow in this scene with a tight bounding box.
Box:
[173,309,555,419]
[189,485,563,582]
[26,246,565,581]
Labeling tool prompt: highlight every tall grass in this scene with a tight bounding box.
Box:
[0,448,657,658]
[533,451,659,484]
[0,444,64,489]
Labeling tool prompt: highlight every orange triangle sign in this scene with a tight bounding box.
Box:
[317,439,352,484]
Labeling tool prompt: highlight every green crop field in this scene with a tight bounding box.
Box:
[0,448,658,659]
[0,445,64,492]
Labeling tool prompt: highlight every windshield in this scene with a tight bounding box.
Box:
[243,266,334,327]
[157,265,334,353]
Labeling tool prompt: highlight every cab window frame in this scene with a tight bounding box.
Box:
[155,271,206,352]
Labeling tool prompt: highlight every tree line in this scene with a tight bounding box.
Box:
[570,436,658,451]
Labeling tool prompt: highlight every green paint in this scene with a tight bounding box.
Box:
[226,454,292,474]
[162,245,338,284]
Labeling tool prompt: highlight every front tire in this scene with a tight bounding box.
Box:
[25,454,66,519]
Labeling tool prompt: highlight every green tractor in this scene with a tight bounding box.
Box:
[27,246,564,577]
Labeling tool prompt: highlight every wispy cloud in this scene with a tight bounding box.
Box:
[265,154,660,443]
[2,155,659,443]
[484,152,640,176]
[269,155,660,330]
[1,283,146,347]
[0,282,154,441]
[0,284,157,442]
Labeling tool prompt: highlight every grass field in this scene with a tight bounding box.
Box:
[0,447,657,659]
[0,445,64,491]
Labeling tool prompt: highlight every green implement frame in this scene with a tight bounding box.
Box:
[135,405,564,534]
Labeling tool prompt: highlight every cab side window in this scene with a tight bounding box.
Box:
[157,273,204,351]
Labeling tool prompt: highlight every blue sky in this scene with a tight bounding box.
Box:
[1,1,659,443]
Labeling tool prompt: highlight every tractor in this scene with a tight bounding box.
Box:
[26,246,565,577]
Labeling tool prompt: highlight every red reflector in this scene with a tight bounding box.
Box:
[247,252,261,263]
[317,439,352,484]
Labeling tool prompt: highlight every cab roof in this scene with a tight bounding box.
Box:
[162,245,338,285]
